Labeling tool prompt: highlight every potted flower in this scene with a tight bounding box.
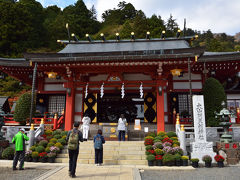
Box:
[181,156,189,166]
[175,154,182,166]
[25,150,32,162]
[202,155,212,168]
[47,152,56,163]
[50,146,60,154]
[146,154,155,166]
[155,155,163,166]
[39,152,48,163]
[31,151,39,162]
[162,154,175,166]
[214,155,224,168]
[190,158,199,168]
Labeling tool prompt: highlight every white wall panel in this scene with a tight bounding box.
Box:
[44,84,66,91]
[89,74,108,81]
[74,115,82,123]
[123,73,152,81]
[164,92,168,112]
[227,94,240,99]
[173,82,202,89]
[173,73,201,80]
[75,94,83,112]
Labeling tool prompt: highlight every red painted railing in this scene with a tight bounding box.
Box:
[53,112,65,130]
[173,113,192,124]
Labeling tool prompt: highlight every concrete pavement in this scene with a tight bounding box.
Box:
[0,160,194,180]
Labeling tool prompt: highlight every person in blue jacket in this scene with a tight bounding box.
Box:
[93,129,105,166]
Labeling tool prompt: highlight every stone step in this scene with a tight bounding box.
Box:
[62,149,145,155]
[55,158,147,165]
[57,153,146,160]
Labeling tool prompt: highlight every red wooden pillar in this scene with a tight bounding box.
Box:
[65,83,75,131]
[156,80,166,132]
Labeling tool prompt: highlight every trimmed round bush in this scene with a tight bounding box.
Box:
[31,151,39,158]
[57,138,66,145]
[49,138,57,144]
[45,130,53,136]
[166,131,177,138]
[55,142,63,150]
[52,130,62,136]
[45,147,50,153]
[35,146,45,153]
[47,142,55,147]
[146,154,155,161]
[147,132,156,138]
[53,134,62,139]
[30,145,36,151]
[157,131,166,137]
[61,135,67,140]
[60,131,68,137]
[154,148,164,155]
[2,147,15,160]
[39,140,48,147]
[145,145,153,151]
[173,141,180,146]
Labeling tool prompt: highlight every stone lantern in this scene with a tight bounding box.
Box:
[215,102,233,143]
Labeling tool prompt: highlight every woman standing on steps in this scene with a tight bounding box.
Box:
[94,129,105,166]
[117,114,127,141]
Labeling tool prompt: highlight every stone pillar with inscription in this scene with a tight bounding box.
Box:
[191,95,216,163]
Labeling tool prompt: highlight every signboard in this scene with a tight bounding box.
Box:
[144,127,148,132]
[134,119,141,130]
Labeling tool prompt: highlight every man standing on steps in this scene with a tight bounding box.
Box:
[66,122,83,178]
[81,113,91,141]
[12,128,29,170]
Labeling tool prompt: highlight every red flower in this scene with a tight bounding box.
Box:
[39,152,47,157]
[155,155,162,160]
[144,139,153,145]
[233,144,238,149]
[147,150,155,154]
[42,134,47,138]
[214,155,224,162]
[162,137,173,144]
[225,144,229,149]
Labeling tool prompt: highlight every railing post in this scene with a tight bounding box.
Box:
[236,108,240,124]
[40,118,44,135]
[179,125,187,155]
[28,124,35,150]
[175,113,180,138]
[53,113,58,130]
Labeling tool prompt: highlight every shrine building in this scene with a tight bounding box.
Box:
[1,35,240,136]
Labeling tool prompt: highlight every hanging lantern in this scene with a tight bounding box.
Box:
[47,72,57,79]
[85,83,88,98]
[139,82,143,98]
[100,83,104,98]
[170,69,182,76]
[121,83,125,99]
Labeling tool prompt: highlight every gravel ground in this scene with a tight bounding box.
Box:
[0,167,51,180]
[140,166,240,180]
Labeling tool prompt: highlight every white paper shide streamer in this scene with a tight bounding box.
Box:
[121,83,125,99]
[100,83,104,98]
[85,83,88,98]
[140,82,143,98]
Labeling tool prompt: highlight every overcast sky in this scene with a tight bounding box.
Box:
[37,0,240,35]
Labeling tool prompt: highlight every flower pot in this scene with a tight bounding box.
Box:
[182,160,188,166]
[164,161,174,166]
[191,162,199,168]
[156,160,163,166]
[217,161,224,168]
[175,160,181,166]
[40,157,47,163]
[48,157,55,163]
[25,156,32,162]
[205,161,211,168]
[32,157,39,162]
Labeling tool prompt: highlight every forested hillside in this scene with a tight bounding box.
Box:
[0,0,240,96]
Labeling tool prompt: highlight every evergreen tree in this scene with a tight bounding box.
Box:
[13,92,35,125]
[202,78,226,127]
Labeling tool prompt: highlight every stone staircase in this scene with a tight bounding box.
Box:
[56,141,147,165]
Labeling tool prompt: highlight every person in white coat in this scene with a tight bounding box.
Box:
[117,114,127,141]
[81,114,91,141]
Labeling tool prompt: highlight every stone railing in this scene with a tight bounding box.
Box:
[184,126,240,146]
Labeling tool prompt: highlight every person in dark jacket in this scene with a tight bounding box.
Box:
[93,129,105,166]
[12,128,29,170]
[66,122,83,178]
